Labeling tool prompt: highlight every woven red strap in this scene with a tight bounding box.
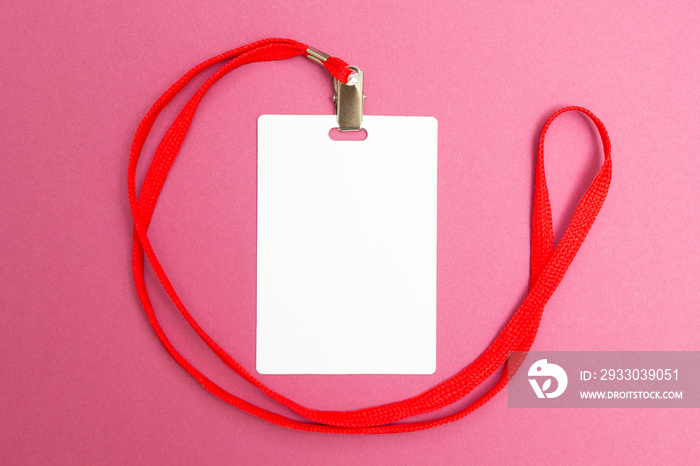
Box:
[128,38,612,434]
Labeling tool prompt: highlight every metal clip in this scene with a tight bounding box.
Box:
[333,66,364,131]
[305,47,365,131]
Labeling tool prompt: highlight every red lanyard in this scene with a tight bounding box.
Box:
[128,38,612,434]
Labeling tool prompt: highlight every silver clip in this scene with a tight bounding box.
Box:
[305,47,365,131]
[333,66,364,131]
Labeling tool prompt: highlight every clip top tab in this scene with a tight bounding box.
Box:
[334,66,364,131]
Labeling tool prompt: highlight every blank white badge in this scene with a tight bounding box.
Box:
[257,115,437,374]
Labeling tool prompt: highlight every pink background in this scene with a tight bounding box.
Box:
[1,1,698,464]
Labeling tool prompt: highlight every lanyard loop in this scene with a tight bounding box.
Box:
[128,38,612,434]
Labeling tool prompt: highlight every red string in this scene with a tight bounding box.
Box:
[128,38,612,434]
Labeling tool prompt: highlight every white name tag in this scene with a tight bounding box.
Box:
[256,115,437,374]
